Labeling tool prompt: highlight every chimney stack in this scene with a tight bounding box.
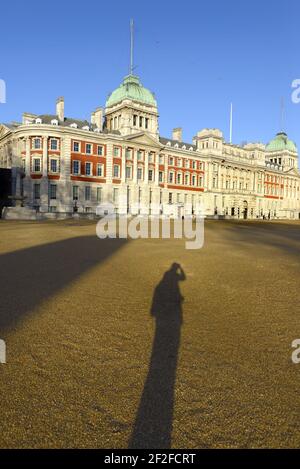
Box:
[56,97,64,122]
[172,127,182,142]
[93,107,103,129]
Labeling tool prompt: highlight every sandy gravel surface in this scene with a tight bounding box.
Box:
[0,219,299,448]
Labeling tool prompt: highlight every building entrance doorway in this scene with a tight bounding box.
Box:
[243,201,248,220]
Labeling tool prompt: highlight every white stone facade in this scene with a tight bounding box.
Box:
[0,79,299,220]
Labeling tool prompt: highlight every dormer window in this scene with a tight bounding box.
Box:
[82,125,90,131]
[51,119,58,126]
[189,147,194,151]
[70,123,78,129]
[166,142,171,147]
[35,118,42,124]
[174,143,179,149]
[182,145,186,150]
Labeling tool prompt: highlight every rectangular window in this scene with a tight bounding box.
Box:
[113,147,120,157]
[97,164,103,177]
[113,188,119,203]
[96,187,102,202]
[169,172,174,183]
[177,173,182,184]
[85,162,92,176]
[133,115,137,126]
[192,175,196,186]
[33,158,41,172]
[169,157,174,166]
[49,184,57,200]
[137,168,143,180]
[139,116,143,127]
[50,159,58,173]
[126,166,131,179]
[145,118,149,129]
[97,145,103,156]
[85,186,91,201]
[73,185,79,200]
[73,141,80,152]
[159,171,163,183]
[113,165,120,178]
[185,174,189,185]
[137,151,143,161]
[125,149,132,159]
[168,192,173,204]
[73,160,80,175]
[50,139,58,150]
[33,184,40,199]
[148,169,153,181]
[86,143,92,154]
[33,138,41,149]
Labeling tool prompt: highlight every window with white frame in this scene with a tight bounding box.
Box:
[96,187,102,202]
[86,143,92,154]
[159,171,163,183]
[33,183,40,199]
[137,150,143,161]
[50,139,58,150]
[97,145,103,156]
[169,172,174,183]
[185,174,189,185]
[33,158,41,172]
[73,141,80,152]
[33,138,41,149]
[177,173,182,184]
[73,185,79,200]
[169,157,174,166]
[192,175,196,186]
[168,192,173,204]
[148,169,154,181]
[73,160,80,175]
[49,184,57,200]
[85,162,92,176]
[50,159,58,173]
[113,188,119,203]
[137,167,143,180]
[113,147,120,157]
[113,165,119,178]
[85,186,91,201]
[125,148,132,159]
[96,164,103,177]
[126,166,132,179]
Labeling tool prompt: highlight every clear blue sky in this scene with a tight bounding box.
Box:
[1,0,299,148]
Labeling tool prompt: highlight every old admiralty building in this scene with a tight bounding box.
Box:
[0,72,300,220]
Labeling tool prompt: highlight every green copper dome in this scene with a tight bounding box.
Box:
[266,132,297,153]
[106,74,157,108]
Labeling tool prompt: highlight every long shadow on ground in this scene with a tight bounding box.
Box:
[0,235,127,332]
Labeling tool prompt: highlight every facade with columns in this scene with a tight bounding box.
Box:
[0,73,300,219]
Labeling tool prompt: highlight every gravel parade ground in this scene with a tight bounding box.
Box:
[0,219,299,448]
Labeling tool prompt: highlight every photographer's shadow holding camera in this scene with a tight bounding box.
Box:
[129,263,186,449]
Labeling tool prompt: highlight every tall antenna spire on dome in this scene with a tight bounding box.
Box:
[130,19,134,75]
[229,102,233,144]
[280,97,286,133]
